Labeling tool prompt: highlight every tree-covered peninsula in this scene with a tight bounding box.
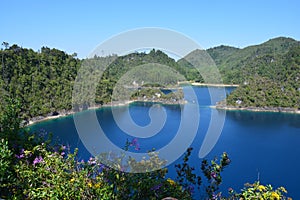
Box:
[206,37,300,112]
[0,47,192,121]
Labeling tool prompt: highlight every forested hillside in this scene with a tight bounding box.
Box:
[222,45,300,109]
[0,44,80,119]
[206,37,300,84]
[205,37,300,109]
[0,47,194,120]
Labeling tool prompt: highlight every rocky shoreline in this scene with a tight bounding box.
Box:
[215,105,300,114]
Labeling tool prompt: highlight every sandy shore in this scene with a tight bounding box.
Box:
[191,83,239,87]
[27,111,74,126]
[178,81,239,87]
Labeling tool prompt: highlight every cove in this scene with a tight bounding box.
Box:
[28,86,300,199]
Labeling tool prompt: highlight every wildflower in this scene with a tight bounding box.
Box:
[228,187,234,193]
[270,192,280,200]
[33,156,44,165]
[211,171,217,179]
[15,149,25,159]
[211,192,222,200]
[24,150,32,156]
[88,157,97,165]
[279,186,287,193]
[94,183,101,189]
[130,138,140,150]
[88,182,93,188]
[70,178,75,183]
[167,178,176,186]
[258,185,266,192]
[151,183,162,191]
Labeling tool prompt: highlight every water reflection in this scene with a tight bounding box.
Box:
[226,110,300,129]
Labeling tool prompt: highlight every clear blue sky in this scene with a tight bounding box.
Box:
[1,0,299,58]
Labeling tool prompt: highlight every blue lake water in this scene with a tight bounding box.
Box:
[28,86,300,199]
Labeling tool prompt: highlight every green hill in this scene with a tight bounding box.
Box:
[0,45,80,118]
[205,37,300,110]
[206,37,300,84]
[222,45,300,110]
[181,37,300,111]
[0,47,187,119]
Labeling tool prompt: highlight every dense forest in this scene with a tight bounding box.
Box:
[0,44,80,119]
[205,37,300,109]
[0,46,195,120]
[1,37,299,121]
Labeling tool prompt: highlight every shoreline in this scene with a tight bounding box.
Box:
[26,100,135,126]
[191,83,239,87]
[178,81,239,87]
[214,105,300,114]
[26,99,185,126]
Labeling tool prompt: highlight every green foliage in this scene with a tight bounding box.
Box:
[13,145,113,199]
[0,45,80,119]
[0,97,22,140]
[223,45,300,109]
[206,37,300,84]
[228,181,291,200]
[201,152,231,199]
[0,138,13,193]
[205,37,300,110]
[175,147,202,197]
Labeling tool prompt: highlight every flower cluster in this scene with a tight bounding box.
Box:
[129,138,140,150]
[33,155,44,165]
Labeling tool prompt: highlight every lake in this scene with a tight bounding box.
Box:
[28,86,300,199]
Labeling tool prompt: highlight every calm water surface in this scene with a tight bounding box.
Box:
[29,87,300,199]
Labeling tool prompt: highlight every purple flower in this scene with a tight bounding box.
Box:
[211,172,217,179]
[88,157,97,165]
[130,138,140,150]
[151,183,162,191]
[15,149,25,159]
[15,154,24,159]
[33,156,44,165]
[134,144,140,151]
[211,192,221,200]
